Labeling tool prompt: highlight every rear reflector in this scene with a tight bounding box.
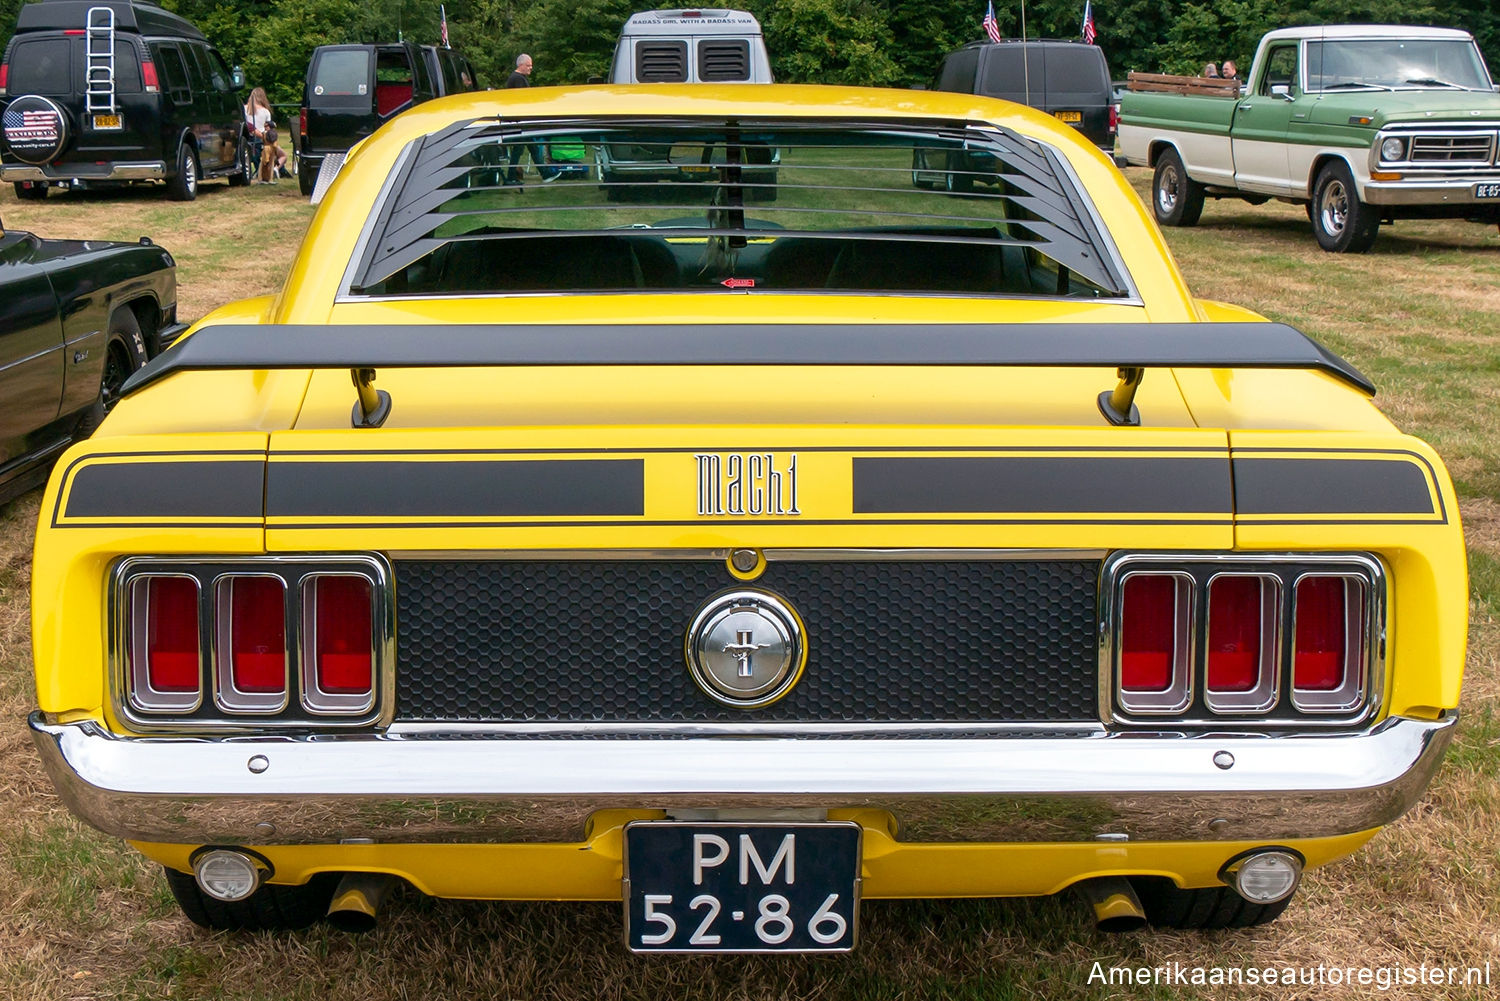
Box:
[304,575,375,711]
[1117,572,1192,713]
[127,575,201,712]
[1292,575,1366,711]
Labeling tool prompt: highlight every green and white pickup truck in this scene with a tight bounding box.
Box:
[1118,25,1500,251]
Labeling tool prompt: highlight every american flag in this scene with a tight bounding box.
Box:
[440,4,450,48]
[1081,0,1097,44]
[982,0,1002,43]
[3,107,60,143]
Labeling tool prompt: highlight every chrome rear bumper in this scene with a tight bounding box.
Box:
[1,161,166,182]
[28,712,1454,846]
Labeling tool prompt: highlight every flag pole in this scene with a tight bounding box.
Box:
[1021,0,1030,106]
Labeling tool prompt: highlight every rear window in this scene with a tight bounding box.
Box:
[1042,48,1107,103]
[347,118,1128,300]
[8,37,72,95]
[636,41,688,82]
[698,39,749,81]
[311,49,370,105]
[979,48,1044,100]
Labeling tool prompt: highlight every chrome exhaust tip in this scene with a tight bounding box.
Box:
[326,873,396,933]
[1077,876,1146,932]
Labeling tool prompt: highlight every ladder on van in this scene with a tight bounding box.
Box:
[85,6,117,115]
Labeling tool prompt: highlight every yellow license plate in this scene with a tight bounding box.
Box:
[679,164,714,174]
[92,114,122,130]
[1055,110,1082,124]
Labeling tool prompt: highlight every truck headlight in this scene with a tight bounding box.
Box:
[1380,137,1405,161]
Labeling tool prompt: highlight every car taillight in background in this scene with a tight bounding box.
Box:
[141,60,159,93]
[1108,103,1119,134]
[1106,555,1379,725]
[0,62,9,96]
[299,106,307,138]
[117,557,387,726]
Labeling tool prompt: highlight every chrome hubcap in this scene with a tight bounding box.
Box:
[1320,179,1348,235]
[1157,165,1178,213]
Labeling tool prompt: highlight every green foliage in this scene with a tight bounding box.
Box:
[0,0,1496,99]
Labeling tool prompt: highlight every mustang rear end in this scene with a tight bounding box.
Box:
[28,84,1466,949]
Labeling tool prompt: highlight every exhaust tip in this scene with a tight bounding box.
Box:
[326,873,396,933]
[1077,876,1146,933]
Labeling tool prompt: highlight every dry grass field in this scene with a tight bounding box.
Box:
[0,170,1497,1000]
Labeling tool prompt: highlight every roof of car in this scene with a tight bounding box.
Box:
[1259,24,1474,43]
[15,0,206,40]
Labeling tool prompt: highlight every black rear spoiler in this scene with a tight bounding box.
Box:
[121,322,1375,397]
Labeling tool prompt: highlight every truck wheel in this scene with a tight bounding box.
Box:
[1131,877,1293,929]
[75,308,148,439]
[911,149,936,189]
[166,143,199,201]
[164,867,339,931]
[1152,149,1203,226]
[945,153,973,195]
[1311,161,1378,253]
[228,134,253,187]
[13,181,49,200]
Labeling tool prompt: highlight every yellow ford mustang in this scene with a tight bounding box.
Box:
[28,85,1466,950]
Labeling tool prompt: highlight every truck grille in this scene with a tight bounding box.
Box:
[393,559,1100,724]
[1408,133,1496,165]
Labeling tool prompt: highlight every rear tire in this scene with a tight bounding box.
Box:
[298,157,316,196]
[166,142,199,201]
[944,153,973,195]
[1132,878,1293,929]
[1152,148,1203,226]
[13,180,49,200]
[1311,160,1378,253]
[911,149,936,189]
[227,133,253,187]
[165,867,340,931]
[75,308,147,439]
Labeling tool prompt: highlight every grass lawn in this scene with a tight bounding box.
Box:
[0,168,1496,1000]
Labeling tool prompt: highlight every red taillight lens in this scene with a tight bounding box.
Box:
[1109,103,1120,133]
[141,60,159,92]
[1294,576,1348,691]
[0,63,9,93]
[144,576,199,692]
[1120,574,1177,691]
[311,576,374,696]
[299,107,307,138]
[1207,576,1261,692]
[228,577,286,693]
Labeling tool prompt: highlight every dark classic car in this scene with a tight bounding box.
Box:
[0,217,180,504]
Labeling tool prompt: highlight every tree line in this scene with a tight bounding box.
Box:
[0,0,1495,105]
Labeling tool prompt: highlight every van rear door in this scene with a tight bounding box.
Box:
[305,46,372,155]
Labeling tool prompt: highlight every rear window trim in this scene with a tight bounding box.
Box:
[338,115,1139,303]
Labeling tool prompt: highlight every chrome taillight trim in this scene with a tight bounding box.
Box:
[1114,571,1194,715]
[125,574,204,714]
[1290,574,1370,714]
[300,574,379,716]
[1100,552,1384,728]
[212,574,291,715]
[111,555,394,732]
[1203,573,1281,715]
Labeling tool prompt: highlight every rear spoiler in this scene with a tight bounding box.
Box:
[120,321,1374,427]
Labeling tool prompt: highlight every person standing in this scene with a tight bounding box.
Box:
[244,87,271,183]
[505,54,558,186]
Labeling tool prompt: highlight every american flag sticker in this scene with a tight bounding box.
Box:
[4,106,62,146]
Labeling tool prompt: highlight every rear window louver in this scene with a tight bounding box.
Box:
[635,41,687,82]
[698,39,750,81]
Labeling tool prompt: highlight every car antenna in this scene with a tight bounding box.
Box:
[1021,0,1030,106]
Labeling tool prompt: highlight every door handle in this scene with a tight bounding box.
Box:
[1238,103,1252,111]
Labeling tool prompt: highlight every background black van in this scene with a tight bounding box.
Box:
[296,42,477,196]
[0,0,251,200]
[931,40,1114,150]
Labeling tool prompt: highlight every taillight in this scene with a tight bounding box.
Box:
[0,62,9,96]
[1117,572,1191,712]
[303,575,375,712]
[215,576,288,711]
[299,106,307,138]
[128,575,201,711]
[1205,575,1279,712]
[1292,575,1366,711]
[1109,103,1120,133]
[141,60,159,93]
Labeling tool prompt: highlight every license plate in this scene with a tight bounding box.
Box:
[1055,110,1082,123]
[1476,182,1500,200]
[92,114,122,130]
[679,164,714,174]
[624,822,860,953]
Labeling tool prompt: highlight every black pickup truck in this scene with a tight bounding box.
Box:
[0,219,181,504]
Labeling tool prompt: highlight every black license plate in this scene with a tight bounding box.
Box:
[624,822,860,953]
[1476,182,1500,200]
